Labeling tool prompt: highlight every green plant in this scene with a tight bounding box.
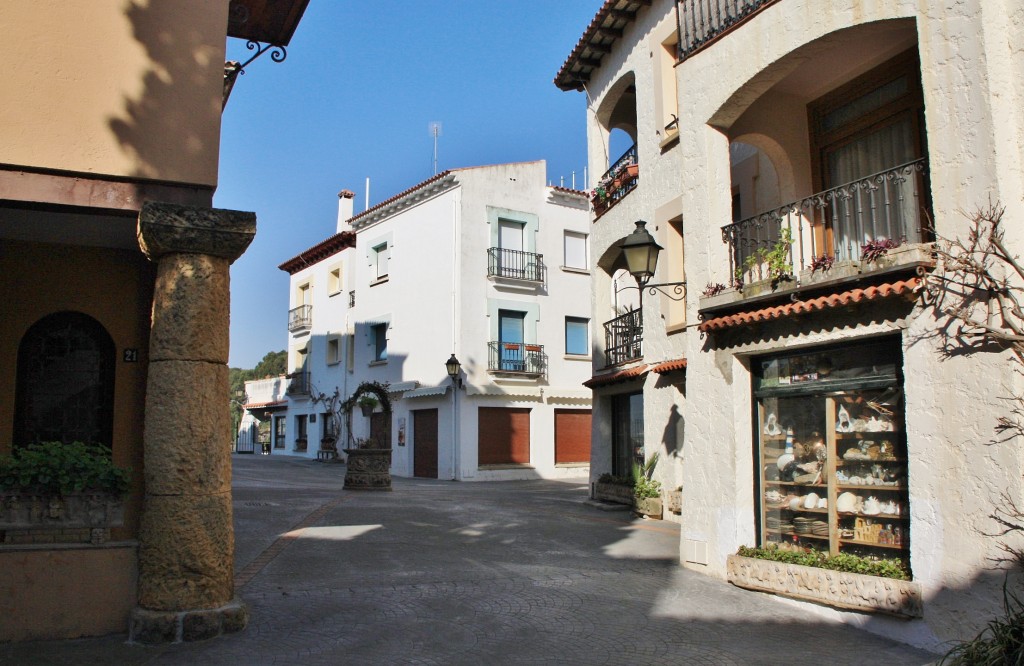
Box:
[597,473,633,487]
[738,228,794,283]
[0,441,131,496]
[632,452,662,499]
[358,394,379,408]
[736,545,910,580]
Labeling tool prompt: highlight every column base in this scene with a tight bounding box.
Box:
[129,598,248,644]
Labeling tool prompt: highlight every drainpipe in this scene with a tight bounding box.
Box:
[450,188,462,480]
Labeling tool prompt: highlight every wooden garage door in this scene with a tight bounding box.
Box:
[554,409,591,464]
[478,407,530,465]
[413,408,438,479]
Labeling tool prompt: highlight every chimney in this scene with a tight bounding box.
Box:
[337,189,356,232]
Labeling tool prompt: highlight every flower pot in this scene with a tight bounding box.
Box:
[360,404,375,417]
[634,496,662,519]
[665,489,682,513]
[624,164,639,179]
[594,481,633,505]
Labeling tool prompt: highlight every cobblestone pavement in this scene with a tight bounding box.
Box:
[0,456,936,665]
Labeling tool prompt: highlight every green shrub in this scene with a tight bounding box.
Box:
[633,476,662,499]
[736,545,910,580]
[0,441,131,495]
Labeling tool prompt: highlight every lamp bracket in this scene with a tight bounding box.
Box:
[644,281,686,301]
[236,40,288,75]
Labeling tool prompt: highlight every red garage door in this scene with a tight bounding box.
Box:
[554,409,591,464]
[478,407,530,465]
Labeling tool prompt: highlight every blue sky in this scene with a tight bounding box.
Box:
[216,0,600,368]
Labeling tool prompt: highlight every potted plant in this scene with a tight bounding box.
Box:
[0,441,131,530]
[593,473,634,505]
[358,395,379,417]
[633,453,662,519]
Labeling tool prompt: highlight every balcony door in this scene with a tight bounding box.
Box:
[498,310,525,372]
[810,49,927,259]
[497,219,525,279]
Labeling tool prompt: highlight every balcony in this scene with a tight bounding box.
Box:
[487,248,546,283]
[487,342,547,378]
[285,371,310,396]
[604,308,642,367]
[677,0,779,60]
[721,159,930,288]
[592,144,639,219]
[288,304,312,333]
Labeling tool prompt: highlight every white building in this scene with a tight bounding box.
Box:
[236,375,289,454]
[278,161,594,480]
[556,0,1024,653]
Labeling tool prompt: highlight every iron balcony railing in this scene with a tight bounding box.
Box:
[604,308,643,367]
[592,144,639,218]
[487,342,547,377]
[678,0,779,60]
[722,159,929,284]
[487,248,546,282]
[285,371,310,396]
[288,304,312,332]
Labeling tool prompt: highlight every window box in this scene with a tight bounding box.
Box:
[0,491,125,530]
[726,554,923,617]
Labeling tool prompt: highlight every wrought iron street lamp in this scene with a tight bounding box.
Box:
[445,353,462,481]
[619,220,686,301]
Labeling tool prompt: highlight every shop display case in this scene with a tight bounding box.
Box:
[754,339,910,573]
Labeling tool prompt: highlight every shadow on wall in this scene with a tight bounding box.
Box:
[109,0,223,184]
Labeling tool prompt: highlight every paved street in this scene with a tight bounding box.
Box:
[0,456,935,665]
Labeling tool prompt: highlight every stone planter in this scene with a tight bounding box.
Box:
[593,481,633,505]
[726,554,923,617]
[0,491,125,530]
[343,448,392,491]
[634,497,662,519]
[665,489,682,514]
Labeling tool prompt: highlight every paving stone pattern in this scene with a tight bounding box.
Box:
[0,456,936,665]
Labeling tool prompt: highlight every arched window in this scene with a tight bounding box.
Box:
[14,312,115,447]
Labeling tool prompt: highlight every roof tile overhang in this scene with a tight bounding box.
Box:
[698,278,922,333]
[554,0,652,92]
[278,231,356,275]
[583,363,649,388]
[243,400,288,410]
[651,358,687,373]
[228,0,310,46]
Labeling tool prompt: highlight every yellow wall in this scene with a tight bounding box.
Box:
[0,238,154,537]
[0,0,228,186]
[0,545,137,641]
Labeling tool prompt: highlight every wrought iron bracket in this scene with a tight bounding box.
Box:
[644,281,687,302]
[236,40,288,75]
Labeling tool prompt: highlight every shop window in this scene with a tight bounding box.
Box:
[14,311,115,447]
[294,415,308,451]
[754,338,910,576]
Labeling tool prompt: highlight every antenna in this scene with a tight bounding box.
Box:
[429,121,443,175]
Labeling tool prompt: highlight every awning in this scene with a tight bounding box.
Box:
[651,358,687,374]
[404,385,449,399]
[466,384,542,398]
[583,364,649,389]
[387,380,419,393]
[242,400,288,410]
[543,388,592,402]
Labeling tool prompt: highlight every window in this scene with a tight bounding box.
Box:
[295,415,308,447]
[565,317,589,356]
[371,323,388,362]
[563,231,588,271]
[326,337,341,365]
[754,338,909,576]
[274,416,286,449]
[14,311,115,447]
[498,310,526,371]
[372,243,389,282]
[328,266,342,295]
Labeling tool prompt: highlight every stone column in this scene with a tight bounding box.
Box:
[130,202,255,644]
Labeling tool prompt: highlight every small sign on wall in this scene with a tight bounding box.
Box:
[397,417,406,446]
[123,349,139,362]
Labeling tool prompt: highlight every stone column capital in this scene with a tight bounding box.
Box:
[138,202,256,263]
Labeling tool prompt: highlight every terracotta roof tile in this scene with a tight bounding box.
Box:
[651,358,687,373]
[278,231,356,274]
[242,400,288,410]
[583,364,648,388]
[698,278,921,333]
